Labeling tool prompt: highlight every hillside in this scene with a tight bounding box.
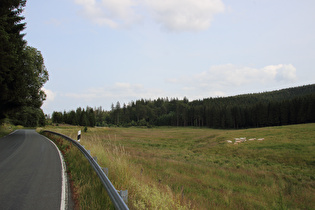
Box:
[52,84,315,129]
[202,84,315,106]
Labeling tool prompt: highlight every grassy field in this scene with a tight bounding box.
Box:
[39,124,315,209]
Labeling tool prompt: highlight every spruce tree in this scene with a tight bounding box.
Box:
[0,0,27,119]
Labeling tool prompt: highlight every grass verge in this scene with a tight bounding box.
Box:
[0,122,23,138]
[42,132,114,210]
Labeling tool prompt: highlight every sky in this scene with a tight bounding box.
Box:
[23,0,315,114]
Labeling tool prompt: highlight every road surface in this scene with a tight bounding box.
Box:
[0,129,65,210]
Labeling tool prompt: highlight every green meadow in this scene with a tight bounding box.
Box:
[40,123,315,209]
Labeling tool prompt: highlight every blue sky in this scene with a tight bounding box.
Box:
[23,0,315,114]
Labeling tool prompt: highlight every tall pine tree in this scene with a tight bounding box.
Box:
[0,0,27,118]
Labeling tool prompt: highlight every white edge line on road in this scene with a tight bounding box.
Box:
[43,135,67,210]
[8,129,19,136]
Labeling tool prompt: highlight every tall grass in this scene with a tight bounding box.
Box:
[75,134,190,209]
[41,124,315,209]
[42,132,114,210]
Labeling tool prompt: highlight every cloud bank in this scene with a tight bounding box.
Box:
[74,0,225,31]
[62,82,166,102]
[44,63,298,114]
[144,0,225,31]
[62,64,297,104]
[168,64,297,98]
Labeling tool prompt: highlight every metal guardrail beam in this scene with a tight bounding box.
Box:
[42,130,129,210]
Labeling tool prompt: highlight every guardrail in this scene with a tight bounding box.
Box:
[42,130,129,210]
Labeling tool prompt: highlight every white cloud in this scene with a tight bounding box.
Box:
[41,88,56,108]
[42,64,298,113]
[74,0,225,31]
[197,64,297,85]
[75,0,140,28]
[42,88,56,102]
[62,82,166,103]
[45,18,64,27]
[168,64,298,97]
[264,64,297,82]
[143,0,225,31]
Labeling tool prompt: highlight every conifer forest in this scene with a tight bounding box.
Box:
[52,84,315,129]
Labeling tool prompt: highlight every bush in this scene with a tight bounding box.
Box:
[8,106,45,127]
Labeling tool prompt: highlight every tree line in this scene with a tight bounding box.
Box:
[52,84,315,129]
[0,0,49,127]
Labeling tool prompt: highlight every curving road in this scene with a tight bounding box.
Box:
[0,129,65,210]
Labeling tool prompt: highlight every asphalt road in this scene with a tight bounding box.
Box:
[0,129,64,210]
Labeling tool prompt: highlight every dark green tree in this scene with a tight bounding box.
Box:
[52,111,63,124]
[10,106,45,127]
[7,46,49,126]
[87,106,96,126]
[1,1,49,126]
[21,46,48,107]
[0,0,27,118]
[68,110,77,125]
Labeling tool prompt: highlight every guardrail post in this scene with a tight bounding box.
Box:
[118,190,128,204]
[93,156,97,163]
[77,130,81,142]
[102,168,109,176]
